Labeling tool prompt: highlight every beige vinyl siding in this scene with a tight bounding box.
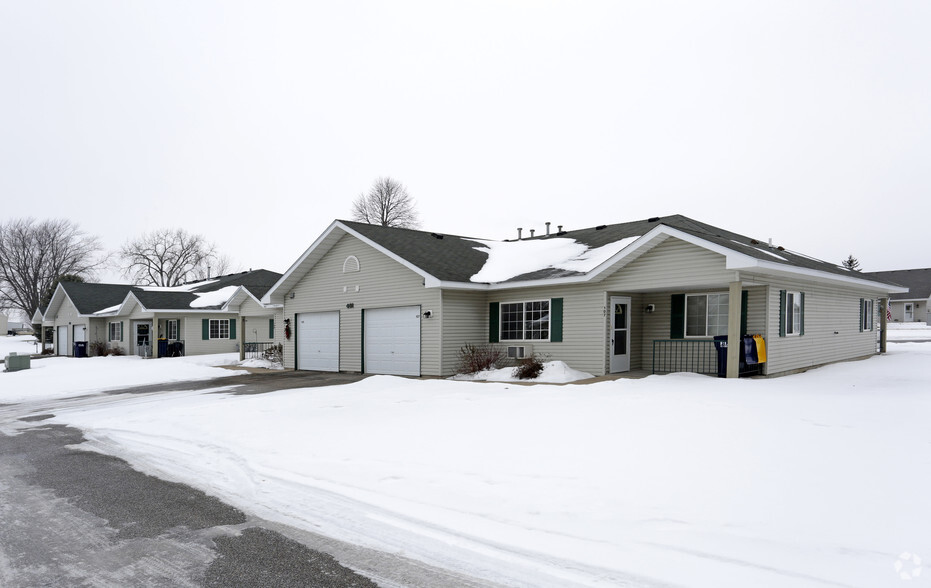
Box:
[51,298,81,356]
[238,297,281,344]
[601,238,735,292]
[440,289,490,375]
[764,278,877,376]
[283,234,442,375]
[179,314,239,355]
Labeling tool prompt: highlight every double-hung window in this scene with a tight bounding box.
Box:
[209,319,230,339]
[860,299,873,332]
[685,293,729,337]
[166,319,179,341]
[501,300,550,341]
[785,291,802,336]
[108,322,122,342]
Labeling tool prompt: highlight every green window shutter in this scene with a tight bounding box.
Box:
[202,319,209,340]
[740,290,749,335]
[120,321,124,342]
[799,292,805,336]
[670,294,685,339]
[859,299,864,332]
[489,302,500,343]
[269,318,275,339]
[229,318,236,340]
[550,298,563,342]
[779,290,786,337]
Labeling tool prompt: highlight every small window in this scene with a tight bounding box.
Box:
[685,293,729,337]
[786,291,802,336]
[500,300,550,341]
[860,299,873,332]
[108,322,122,342]
[166,319,179,340]
[343,256,360,273]
[209,319,230,339]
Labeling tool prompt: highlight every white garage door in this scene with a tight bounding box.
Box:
[297,312,339,372]
[57,325,68,356]
[365,306,421,376]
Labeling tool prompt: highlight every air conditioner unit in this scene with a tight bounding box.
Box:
[507,344,531,359]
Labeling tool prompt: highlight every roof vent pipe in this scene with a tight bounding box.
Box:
[530,229,535,238]
[517,228,523,240]
[768,238,773,249]
[558,225,563,232]
[545,222,551,235]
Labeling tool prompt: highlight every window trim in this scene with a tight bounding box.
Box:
[499,299,551,342]
[860,299,873,332]
[108,321,122,342]
[209,318,230,340]
[684,292,729,338]
[785,291,802,336]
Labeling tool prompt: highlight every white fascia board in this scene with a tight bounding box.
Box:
[739,261,910,293]
[43,283,69,319]
[262,222,346,304]
[30,309,44,323]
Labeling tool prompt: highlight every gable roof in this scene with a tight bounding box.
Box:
[46,270,282,317]
[862,268,931,300]
[265,215,905,302]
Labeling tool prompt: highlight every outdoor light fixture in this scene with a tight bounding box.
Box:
[346,303,354,309]
[644,304,655,314]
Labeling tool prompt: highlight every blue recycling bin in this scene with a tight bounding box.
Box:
[157,338,168,357]
[712,335,728,377]
[73,341,88,358]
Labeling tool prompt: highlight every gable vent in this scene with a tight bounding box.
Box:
[342,256,360,273]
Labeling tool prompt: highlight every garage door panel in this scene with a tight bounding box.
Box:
[297,312,339,372]
[364,306,420,376]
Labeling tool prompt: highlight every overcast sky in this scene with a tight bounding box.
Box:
[2,1,929,283]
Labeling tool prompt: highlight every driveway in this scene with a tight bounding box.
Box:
[0,370,502,588]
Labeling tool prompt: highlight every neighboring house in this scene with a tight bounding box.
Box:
[0,313,7,335]
[862,268,931,323]
[263,215,905,378]
[37,270,283,358]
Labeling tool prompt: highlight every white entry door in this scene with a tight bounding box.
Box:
[57,325,68,356]
[297,312,340,371]
[905,303,914,321]
[609,296,631,373]
[364,306,421,376]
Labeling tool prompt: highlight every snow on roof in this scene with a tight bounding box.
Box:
[93,304,122,316]
[469,236,640,283]
[189,285,239,308]
[141,279,219,293]
[729,240,787,261]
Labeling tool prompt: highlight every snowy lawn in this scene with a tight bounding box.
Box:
[887,321,931,341]
[3,338,930,586]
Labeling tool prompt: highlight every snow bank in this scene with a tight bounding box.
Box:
[0,352,242,402]
[450,360,593,383]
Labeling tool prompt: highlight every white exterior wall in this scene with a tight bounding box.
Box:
[762,278,879,376]
[440,289,488,375]
[49,298,84,356]
[239,297,281,345]
[283,235,442,375]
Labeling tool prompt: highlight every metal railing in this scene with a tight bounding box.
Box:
[244,341,277,360]
[652,339,717,375]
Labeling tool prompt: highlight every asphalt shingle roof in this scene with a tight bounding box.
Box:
[341,215,860,284]
[862,268,931,300]
[59,269,282,314]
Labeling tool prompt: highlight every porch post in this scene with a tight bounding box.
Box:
[726,280,742,378]
[240,317,246,361]
[152,313,159,358]
[880,297,888,354]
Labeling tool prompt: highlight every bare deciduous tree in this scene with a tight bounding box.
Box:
[119,228,235,286]
[0,218,104,317]
[351,177,420,228]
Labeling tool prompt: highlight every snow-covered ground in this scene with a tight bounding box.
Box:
[2,333,930,586]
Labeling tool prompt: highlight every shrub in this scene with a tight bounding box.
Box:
[263,343,283,364]
[90,341,108,357]
[513,353,545,380]
[456,343,505,374]
[109,345,125,356]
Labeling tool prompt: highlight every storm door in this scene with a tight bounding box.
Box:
[610,296,631,373]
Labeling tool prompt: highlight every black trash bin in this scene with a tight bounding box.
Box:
[168,341,184,357]
[712,335,728,377]
[73,341,88,358]
[157,338,168,358]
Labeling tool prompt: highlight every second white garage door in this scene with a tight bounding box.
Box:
[364,306,421,376]
[297,311,339,372]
